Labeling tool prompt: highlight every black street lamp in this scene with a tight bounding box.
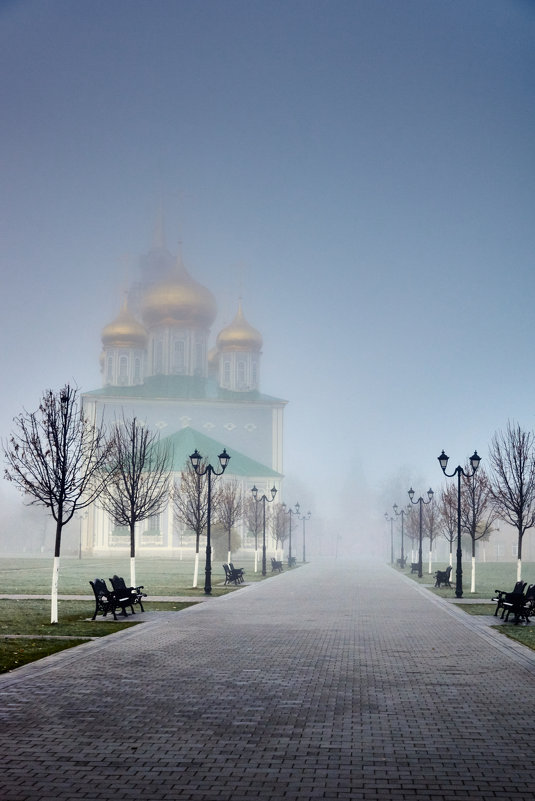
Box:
[295,502,311,563]
[282,502,299,566]
[408,486,434,578]
[437,449,481,598]
[251,484,277,576]
[384,513,395,565]
[189,448,231,595]
[393,503,408,568]
[252,497,260,573]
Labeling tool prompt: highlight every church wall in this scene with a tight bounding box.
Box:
[84,395,282,471]
[91,233,286,558]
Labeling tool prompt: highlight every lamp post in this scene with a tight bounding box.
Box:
[189,447,231,595]
[251,484,277,576]
[408,487,434,578]
[438,449,481,598]
[384,513,394,564]
[252,498,260,573]
[295,502,311,563]
[282,502,299,566]
[393,503,408,568]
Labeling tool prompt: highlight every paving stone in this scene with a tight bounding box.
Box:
[2,560,535,799]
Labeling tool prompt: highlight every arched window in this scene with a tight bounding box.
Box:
[223,359,231,388]
[173,339,185,373]
[237,360,246,388]
[119,355,128,384]
[195,341,203,374]
[154,340,164,374]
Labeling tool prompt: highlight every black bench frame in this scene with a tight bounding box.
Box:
[109,575,146,612]
[271,558,283,572]
[223,563,243,585]
[434,566,452,588]
[502,584,535,625]
[229,562,244,583]
[90,578,122,621]
[492,581,526,618]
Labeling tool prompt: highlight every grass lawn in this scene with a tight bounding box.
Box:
[458,602,535,652]
[0,599,196,674]
[399,562,535,653]
[496,625,535,650]
[0,553,279,674]
[0,554,263,595]
[456,603,496,616]
[0,638,88,673]
[398,561,535,600]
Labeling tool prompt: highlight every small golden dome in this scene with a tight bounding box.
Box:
[142,252,217,329]
[216,301,263,352]
[102,299,147,349]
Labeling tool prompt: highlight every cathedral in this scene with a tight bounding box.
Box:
[81,222,286,554]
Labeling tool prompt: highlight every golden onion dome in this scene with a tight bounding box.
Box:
[142,252,217,329]
[216,301,263,352]
[101,298,147,349]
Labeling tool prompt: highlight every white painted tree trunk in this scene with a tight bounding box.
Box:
[254,548,258,573]
[517,557,522,582]
[428,551,432,574]
[193,551,199,587]
[130,557,136,588]
[227,550,231,565]
[50,556,60,624]
[471,555,476,593]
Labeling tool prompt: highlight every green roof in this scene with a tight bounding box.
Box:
[84,374,286,405]
[157,426,282,479]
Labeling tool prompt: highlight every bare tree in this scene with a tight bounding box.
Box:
[216,480,243,564]
[173,462,222,587]
[3,385,111,623]
[99,416,173,587]
[405,507,419,563]
[243,495,261,572]
[460,464,498,592]
[423,499,439,574]
[271,503,288,556]
[439,485,457,567]
[489,421,535,581]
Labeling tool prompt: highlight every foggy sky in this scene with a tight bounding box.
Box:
[0,0,534,544]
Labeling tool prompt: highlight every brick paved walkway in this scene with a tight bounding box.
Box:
[2,560,535,800]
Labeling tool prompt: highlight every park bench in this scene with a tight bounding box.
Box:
[89,578,123,621]
[271,557,283,572]
[288,556,296,568]
[229,562,244,583]
[502,584,535,625]
[492,581,526,618]
[223,563,242,585]
[109,575,146,612]
[410,562,419,574]
[396,557,407,569]
[434,565,452,588]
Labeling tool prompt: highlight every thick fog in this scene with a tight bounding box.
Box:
[0,1,534,557]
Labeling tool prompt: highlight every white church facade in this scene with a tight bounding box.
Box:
[81,223,286,554]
